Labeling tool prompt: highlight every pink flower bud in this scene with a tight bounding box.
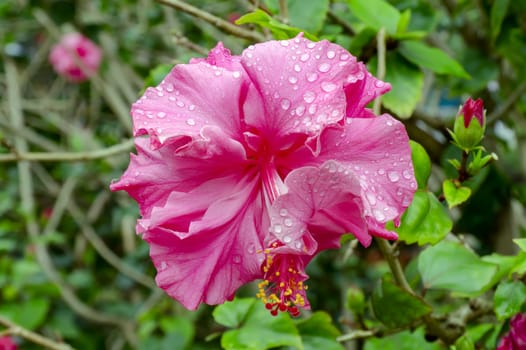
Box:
[49,32,102,82]
[0,336,17,350]
[497,313,526,350]
[459,97,484,128]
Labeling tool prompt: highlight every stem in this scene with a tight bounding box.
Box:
[278,0,289,24]
[373,28,386,115]
[0,139,134,162]
[155,0,265,42]
[0,316,73,350]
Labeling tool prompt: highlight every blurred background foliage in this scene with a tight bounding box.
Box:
[1,0,526,349]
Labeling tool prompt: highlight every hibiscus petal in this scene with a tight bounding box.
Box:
[269,160,371,251]
[142,174,265,310]
[110,129,247,216]
[190,42,242,71]
[345,64,391,118]
[240,35,363,143]
[132,59,249,149]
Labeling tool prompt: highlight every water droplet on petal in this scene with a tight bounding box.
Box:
[165,84,174,92]
[279,209,288,216]
[274,225,282,234]
[378,169,385,175]
[375,80,385,88]
[307,42,316,49]
[294,241,303,249]
[373,209,386,221]
[340,53,350,61]
[247,244,256,254]
[160,261,167,271]
[176,101,185,108]
[233,255,242,263]
[303,91,316,103]
[388,171,400,182]
[288,76,298,84]
[366,192,377,205]
[295,105,305,116]
[157,111,166,118]
[280,40,289,47]
[294,64,301,72]
[283,235,292,243]
[232,71,241,78]
[281,98,291,110]
[186,118,196,126]
[307,72,318,82]
[321,81,337,92]
[403,170,412,179]
[308,104,317,114]
[300,53,310,62]
[188,104,196,111]
[327,50,336,59]
[284,218,293,227]
[318,63,331,73]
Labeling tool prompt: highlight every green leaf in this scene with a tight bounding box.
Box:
[482,253,522,286]
[399,41,471,79]
[465,323,494,343]
[295,312,343,350]
[390,190,452,246]
[213,297,256,328]
[371,276,431,328]
[0,298,50,330]
[217,298,302,350]
[346,0,400,35]
[443,179,472,208]
[143,63,172,90]
[287,0,329,35]
[454,334,475,350]
[364,327,443,350]
[513,238,526,251]
[236,10,317,40]
[410,141,431,189]
[494,280,526,321]
[396,9,411,34]
[490,0,510,42]
[418,241,498,296]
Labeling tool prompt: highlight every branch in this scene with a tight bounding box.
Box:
[155,0,265,42]
[0,139,134,162]
[0,316,73,350]
[487,82,526,125]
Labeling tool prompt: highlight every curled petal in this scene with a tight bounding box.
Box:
[240,35,361,146]
[133,59,249,149]
[345,64,391,118]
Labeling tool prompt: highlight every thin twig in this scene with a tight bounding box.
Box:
[155,0,265,42]
[487,82,526,125]
[0,316,73,350]
[278,0,289,24]
[0,138,134,162]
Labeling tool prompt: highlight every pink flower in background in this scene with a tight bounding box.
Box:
[460,97,484,128]
[111,34,416,314]
[49,32,102,82]
[497,313,526,350]
[0,336,17,350]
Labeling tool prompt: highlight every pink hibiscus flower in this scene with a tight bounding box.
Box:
[49,32,102,82]
[110,34,416,314]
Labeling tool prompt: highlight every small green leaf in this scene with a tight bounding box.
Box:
[443,179,472,208]
[372,276,431,328]
[513,238,526,252]
[346,0,400,35]
[494,280,526,321]
[236,10,317,40]
[390,190,452,246]
[0,298,50,330]
[418,241,498,295]
[295,312,343,350]
[364,327,443,350]
[217,298,302,350]
[287,0,329,35]
[213,297,256,328]
[396,9,411,34]
[399,41,471,79]
[454,334,475,350]
[410,141,431,189]
[490,0,510,41]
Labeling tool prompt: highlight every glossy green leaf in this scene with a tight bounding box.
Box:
[236,10,317,40]
[0,298,50,330]
[443,179,472,208]
[390,190,452,246]
[513,238,526,251]
[399,41,471,79]
[494,280,526,321]
[346,0,400,35]
[418,241,498,295]
[482,253,522,286]
[288,0,329,35]
[410,141,431,189]
[364,327,443,350]
[490,0,510,41]
[217,298,302,350]
[295,312,343,350]
[371,276,431,328]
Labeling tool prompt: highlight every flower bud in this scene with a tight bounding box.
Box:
[49,32,102,82]
[451,98,485,151]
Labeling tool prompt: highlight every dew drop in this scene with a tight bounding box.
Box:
[280,40,289,47]
[274,225,283,234]
[214,70,222,76]
[318,63,331,73]
[375,80,385,88]
[284,218,293,227]
[388,171,400,182]
[186,118,196,126]
[366,192,377,205]
[403,170,412,179]
[295,105,306,116]
[378,169,385,175]
[288,76,298,84]
[280,98,291,110]
[247,244,256,254]
[294,241,303,249]
[233,255,242,263]
[303,91,316,103]
[283,235,292,243]
[300,53,310,62]
[373,209,386,221]
[232,71,241,78]
[308,104,317,114]
[160,261,167,271]
[279,208,288,217]
[340,53,350,61]
[326,50,336,59]
[307,72,318,82]
[307,42,316,49]
[321,81,337,92]
[176,101,185,108]
[294,64,301,72]
[188,104,196,111]
[157,111,166,119]
[165,83,174,92]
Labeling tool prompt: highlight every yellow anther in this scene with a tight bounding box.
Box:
[275,271,280,276]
